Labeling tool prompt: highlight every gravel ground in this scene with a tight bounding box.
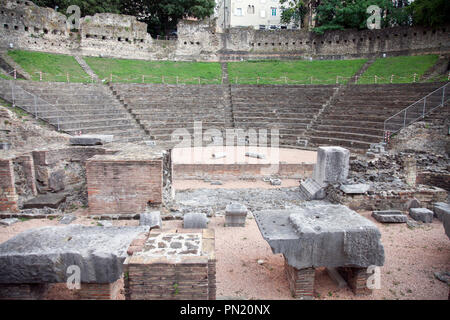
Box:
[1,208,448,300]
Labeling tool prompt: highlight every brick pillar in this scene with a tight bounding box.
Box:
[337,267,372,295]
[0,159,19,212]
[284,259,315,300]
[208,259,217,300]
[0,283,48,300]
[76,280,122,300]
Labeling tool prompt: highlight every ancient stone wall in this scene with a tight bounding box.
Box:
[1,0,449,61]
[86,157,163,215]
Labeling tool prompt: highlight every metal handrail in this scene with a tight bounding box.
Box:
[0,78,81,132]
[383,82,449,140]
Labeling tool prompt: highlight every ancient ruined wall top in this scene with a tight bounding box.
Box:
[0,0,448,61]
[80,13,151,43]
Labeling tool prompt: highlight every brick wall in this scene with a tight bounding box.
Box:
[0,158,18,212]
[417,172,450,192]
[86,159,163,215]
[174,163,314,180]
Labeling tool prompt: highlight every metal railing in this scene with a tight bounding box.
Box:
[0,78,81,132]
[383,82,449,141]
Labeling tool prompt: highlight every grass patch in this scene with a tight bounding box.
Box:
[7,50,90,83]
[359,55,439,84]
[85,57,222,84]
[227,59,367,85]
[0,73,13,80]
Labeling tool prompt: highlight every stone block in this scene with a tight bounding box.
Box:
[48,170,65,192]
[58,214,76,225]
[405,198,421,211]
[433,202,450,221]
[212,152,226,159]
[340,184,370,194]
[225,203,247,227]
[70,135,114,146]
[0,225,149,284]
[270,178,282,186]
[312,146,350,186]
[245,152,265,159]
[184,212,208,229]
[0,218,19,226]
[253,204,385,269]
[409,208,433,223]
[139,211,162,230]
[22,193,67,209]
[371,210,407,223]
[299,178,325,200]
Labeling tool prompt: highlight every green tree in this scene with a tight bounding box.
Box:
[313,0,410,34]
[280,0,308,28]
[408,0,450,27]
[120,0,215,36]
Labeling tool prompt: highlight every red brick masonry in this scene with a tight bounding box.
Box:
[87,159,163,215]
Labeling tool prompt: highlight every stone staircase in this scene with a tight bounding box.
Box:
[0,80,144,143]
[231,85,337,147]
[111,83,234,145]
[308,82,446,151]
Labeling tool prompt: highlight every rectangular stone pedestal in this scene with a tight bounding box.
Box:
[337,267,372,295]
[284,259,315,300]
[124,229,216,300]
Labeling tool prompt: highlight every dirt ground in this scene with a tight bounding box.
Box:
[1,209,448,300]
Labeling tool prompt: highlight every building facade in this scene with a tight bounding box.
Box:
[216,0,295,30]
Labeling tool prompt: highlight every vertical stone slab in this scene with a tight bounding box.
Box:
[403,155,416,187]
[0,159,18,212]
[312,146,350,186]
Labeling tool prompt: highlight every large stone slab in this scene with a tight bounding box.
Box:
[371,210,407,223]
[225,203,247,227]
[409,208,433,223]
[253,204,384,269]
[0,225,149,284]
[22,193,67,209]
[433,202,450,221]
[312,146,350,186]
[69,135,114,146]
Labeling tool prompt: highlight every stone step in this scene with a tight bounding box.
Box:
[311,130,382,143]
[309,136,372,150]
[315,125,384,136]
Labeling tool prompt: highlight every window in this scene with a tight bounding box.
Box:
[235,8,243,16]
[260,10,266,18]
[271,8,277,16]
[247,5,255,14]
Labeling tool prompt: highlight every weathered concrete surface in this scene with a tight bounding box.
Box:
[140,211,162,230]
[371,210,407,223]
[0,225,149,284]
[183,212,208,229]
[409,208,434,223]
[253,204,385,269]
[22,193,67,209]
[433,202,450,221]
[340,184,370,194]
[69,135,114,146]
[312,147,350,186]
